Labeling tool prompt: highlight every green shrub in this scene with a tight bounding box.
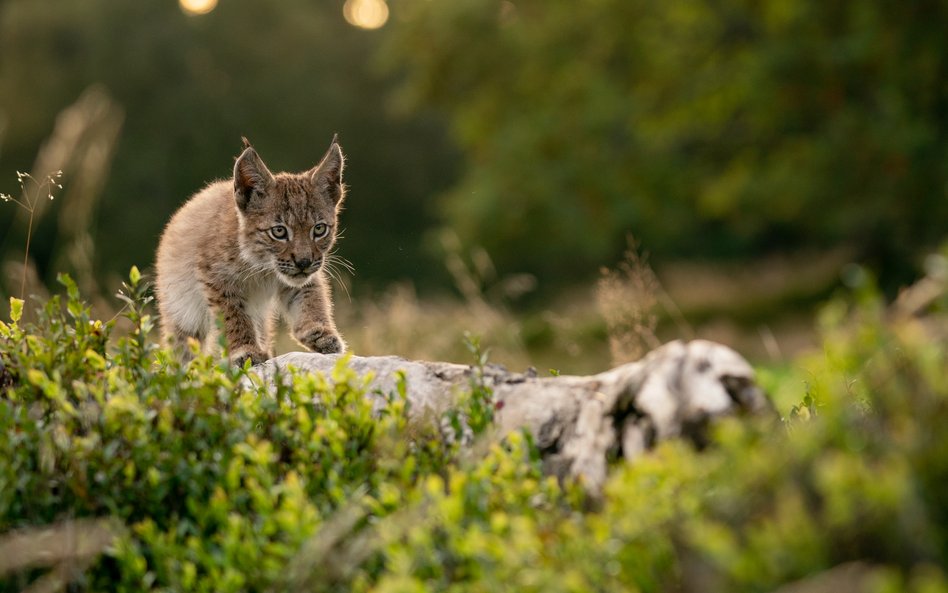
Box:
[1,261,947,592]
[0,271,459,592]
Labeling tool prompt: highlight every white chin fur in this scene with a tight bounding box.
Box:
[278,272,315,288]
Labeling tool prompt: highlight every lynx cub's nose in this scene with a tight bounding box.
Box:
[295,257,313,272]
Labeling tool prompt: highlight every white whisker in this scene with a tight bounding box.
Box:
[327,251,356,275]
[238,262,271,285]
[324,263,352,302]
[321,255,352,302]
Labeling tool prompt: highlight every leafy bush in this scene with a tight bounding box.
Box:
[0,271,459,592]
[1,260,947,592]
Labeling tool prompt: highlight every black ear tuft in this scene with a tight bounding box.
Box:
[233,146,274,211]
[311,136,345,205]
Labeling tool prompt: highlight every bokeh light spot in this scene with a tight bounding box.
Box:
[343,0,389,30]
[180,0,218,16]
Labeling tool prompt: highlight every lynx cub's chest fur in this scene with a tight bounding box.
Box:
[155,137,347,366]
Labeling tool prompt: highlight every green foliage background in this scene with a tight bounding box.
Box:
[2,0,946,294]
[0,261,946,591]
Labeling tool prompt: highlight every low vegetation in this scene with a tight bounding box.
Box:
[0,248,946,592]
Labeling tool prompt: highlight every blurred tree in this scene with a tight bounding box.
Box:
[0,0,458,291]
[386,0,948,288]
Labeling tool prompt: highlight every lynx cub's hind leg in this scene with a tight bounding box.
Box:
[279,279,345,354]
[162,320,205,364]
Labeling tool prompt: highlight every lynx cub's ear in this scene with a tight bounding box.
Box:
[233,144,274,211]
[311,135,345,205]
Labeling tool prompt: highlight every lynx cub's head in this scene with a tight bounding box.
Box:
[233,137,345,288]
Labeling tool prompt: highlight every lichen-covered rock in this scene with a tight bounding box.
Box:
[250,340,772,497]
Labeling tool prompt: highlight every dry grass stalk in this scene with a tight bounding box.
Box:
[596,241,662,365]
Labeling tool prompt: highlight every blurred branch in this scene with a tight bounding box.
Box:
[0,518,121,593]
[769,562,874,593]
[282,487,375,591]
[53,86,124,299]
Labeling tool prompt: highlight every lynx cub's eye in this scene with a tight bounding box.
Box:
[311,222,329,240]
[269,225,289,241]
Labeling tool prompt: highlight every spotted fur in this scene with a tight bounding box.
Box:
[155,137,347,366]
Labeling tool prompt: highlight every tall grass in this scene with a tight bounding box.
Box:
[1,170,63,299]
[0,85,123,318]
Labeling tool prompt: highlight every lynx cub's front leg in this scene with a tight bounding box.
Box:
[207,285,272,367]
[279,279,345,354]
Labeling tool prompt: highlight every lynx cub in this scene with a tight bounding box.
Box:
[155,136,346,366]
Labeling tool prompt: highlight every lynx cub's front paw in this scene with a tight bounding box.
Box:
[231,348,270,368]
[302,330,345,354]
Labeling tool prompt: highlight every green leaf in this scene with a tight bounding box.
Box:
[9,297,23,323]
[26,368,46,386]
[67,299,83,319]
[85,348,107,371]
[129,265,141,286]
[57,273,80,302]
